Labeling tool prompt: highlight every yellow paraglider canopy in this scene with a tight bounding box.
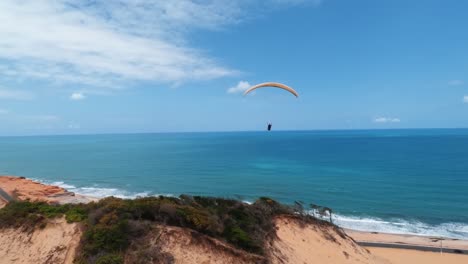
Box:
[243,82,299,97]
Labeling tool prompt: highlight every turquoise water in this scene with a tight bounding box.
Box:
[1,129,467,239]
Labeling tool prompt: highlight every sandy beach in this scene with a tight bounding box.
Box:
[347,229,468,263]
[0,175,467,263]
[346,229,468,251]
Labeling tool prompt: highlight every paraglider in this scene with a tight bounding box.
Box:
[243,82,299,97]
[243,82,298,131]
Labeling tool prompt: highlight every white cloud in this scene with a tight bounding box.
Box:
[448,80,463,86]
[227,81,251,94]
[70,92,86,101]
[463,95,468,103]
[0,1,321,90]
[0,89,33,100]
[374,117,401,123]
[0,1,237,88]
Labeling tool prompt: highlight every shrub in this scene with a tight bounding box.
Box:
[65,207,87,223]
[83,216,129,254]
[0,194,333,262]
[0,201,70,230]
[176,206,213,230]
[224,225,261,252]
[37,203,68,218]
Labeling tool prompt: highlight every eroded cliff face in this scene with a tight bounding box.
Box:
[0,176,95,205]
[120,216,377,264]
[0,215,379,264]
[0,177,378,263]
[0,218,81,264]
[123,224,267,264]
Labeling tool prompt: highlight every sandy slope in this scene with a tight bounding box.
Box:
[0,218,81,264]
[268,216,379,264]
[1,214,466,264]
[133,217,381,264]
[126,225,266,264]
[269,217,468,264]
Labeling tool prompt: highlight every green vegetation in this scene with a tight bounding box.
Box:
[0,201,87,231]
[0,195,334,263]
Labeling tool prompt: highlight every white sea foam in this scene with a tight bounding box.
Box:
[330,213,468,240]
[65,186,151,199]
[36,179,172,199]
[50,181,75,189]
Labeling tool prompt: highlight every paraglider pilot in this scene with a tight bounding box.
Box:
[267,122,272,131]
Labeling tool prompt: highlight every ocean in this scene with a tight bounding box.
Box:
[1,129,467,239]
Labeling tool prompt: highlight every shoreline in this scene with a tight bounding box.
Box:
[345,229,468,254]
[1,175,467,255]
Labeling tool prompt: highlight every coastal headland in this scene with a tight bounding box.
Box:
[0,175,467,264]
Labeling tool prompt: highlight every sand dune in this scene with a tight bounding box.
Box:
[0,218,81,264]
[1,176,467,263]
[269,218,468,264]
[138,225,266,264]
[269,216,378,264]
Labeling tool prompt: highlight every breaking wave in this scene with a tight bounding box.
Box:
[34,179,172,199]
[331,213,468,240]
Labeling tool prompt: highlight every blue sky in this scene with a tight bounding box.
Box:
[0,0,467,135]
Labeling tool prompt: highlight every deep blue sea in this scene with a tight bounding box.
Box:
[1,129,467,239]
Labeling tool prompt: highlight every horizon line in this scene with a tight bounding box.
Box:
[1,127,468,138]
